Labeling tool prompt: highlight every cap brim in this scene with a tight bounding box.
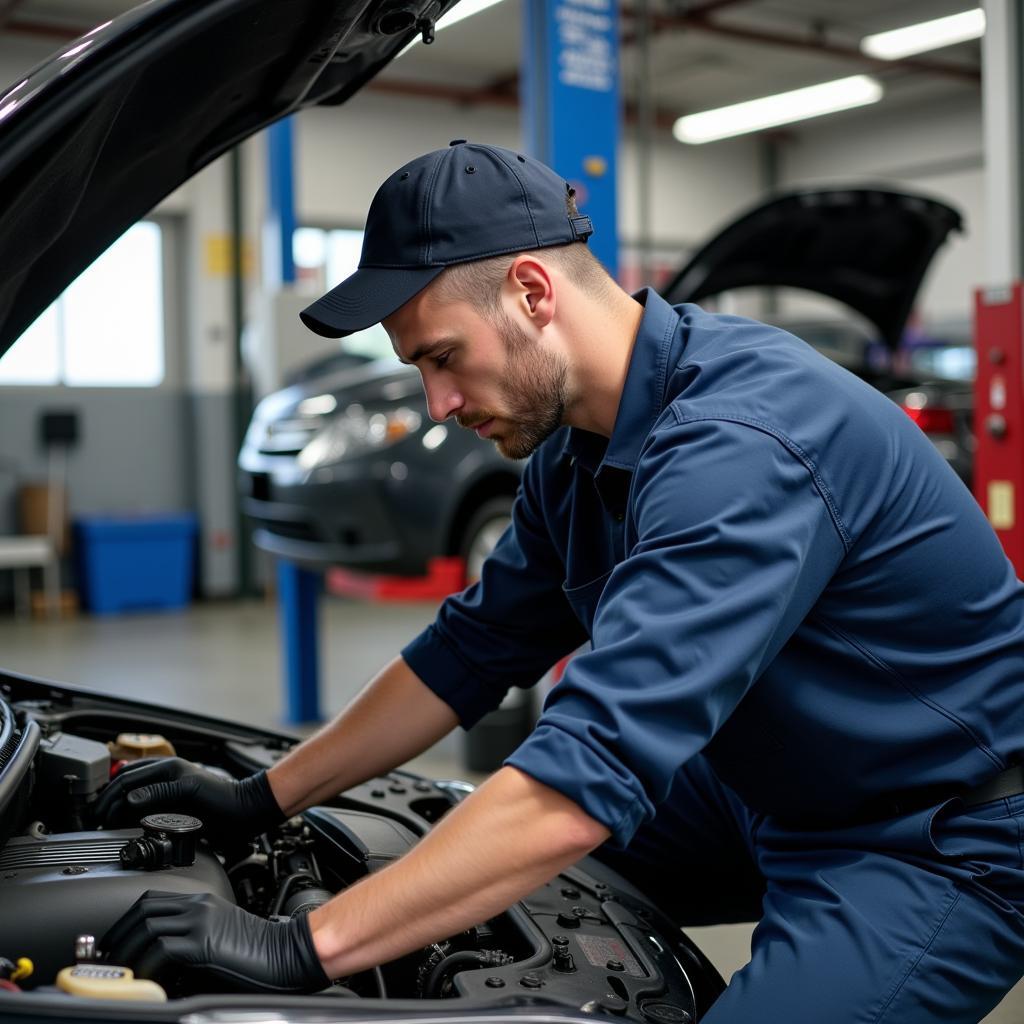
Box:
[299,265,445,338]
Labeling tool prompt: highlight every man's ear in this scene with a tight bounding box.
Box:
[508,256,555,328]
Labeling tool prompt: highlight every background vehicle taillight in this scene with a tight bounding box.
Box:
[902,403,956,434]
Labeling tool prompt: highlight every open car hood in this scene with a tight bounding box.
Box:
[0,0,456,356]
[660,188,963,347]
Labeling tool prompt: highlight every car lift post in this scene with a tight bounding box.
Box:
[522,0,621,279]
[266,115,323,725]
[973,0,1024,572]
[277,559,321,724]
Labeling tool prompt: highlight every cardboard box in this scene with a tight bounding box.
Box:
[18,483,70,555]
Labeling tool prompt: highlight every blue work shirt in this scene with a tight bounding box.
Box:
[402,290,1024,847]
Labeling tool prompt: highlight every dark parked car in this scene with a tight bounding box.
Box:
[0,0,730,1018]
[240,337,521,579]
[240,187,969,576]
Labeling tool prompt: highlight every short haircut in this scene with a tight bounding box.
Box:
[434,241,616,319]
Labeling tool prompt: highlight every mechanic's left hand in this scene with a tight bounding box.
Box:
[101,891,331,994]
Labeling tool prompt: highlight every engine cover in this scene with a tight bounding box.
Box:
[0,828,233,986]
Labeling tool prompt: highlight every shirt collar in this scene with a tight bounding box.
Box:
[561,288,679,477]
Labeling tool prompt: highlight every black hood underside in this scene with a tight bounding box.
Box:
[0,0,455,356]
[661,188,963,347]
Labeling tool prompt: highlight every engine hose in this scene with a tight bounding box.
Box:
[283,886,332,917]
[271,872,328,917]
[424,950,511,998]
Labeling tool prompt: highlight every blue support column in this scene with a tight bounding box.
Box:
[277,561,322,724]
[266,116,322,724]
[523,0,621,279]
[266,118,297,287]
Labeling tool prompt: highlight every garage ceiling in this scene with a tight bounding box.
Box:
[0,1,982,128]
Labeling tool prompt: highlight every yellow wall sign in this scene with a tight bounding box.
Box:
[204,235,254,277]
[988,480,1015,530]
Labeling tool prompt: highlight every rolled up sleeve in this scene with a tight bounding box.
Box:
[402,449,588,728]
[506,416,846,846]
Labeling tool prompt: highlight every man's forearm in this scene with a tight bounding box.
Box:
[267,656,459,816]
[307,765,611,978]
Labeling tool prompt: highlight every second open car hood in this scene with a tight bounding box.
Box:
[661,188,964,347]
[0,0,456,356]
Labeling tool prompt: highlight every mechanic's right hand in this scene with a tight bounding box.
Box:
[102,890,330,994]
[93,758,286,839]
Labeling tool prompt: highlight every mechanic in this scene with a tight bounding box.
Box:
[98,141,1024,1023]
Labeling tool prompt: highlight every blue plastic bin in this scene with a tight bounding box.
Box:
[75,514,198,615]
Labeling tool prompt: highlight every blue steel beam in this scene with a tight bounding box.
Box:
[266,116,322,724]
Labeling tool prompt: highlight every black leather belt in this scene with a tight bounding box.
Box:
[857,763,1024,823]
[962,763,1024,808]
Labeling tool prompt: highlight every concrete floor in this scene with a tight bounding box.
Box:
[0,596,1021,1020]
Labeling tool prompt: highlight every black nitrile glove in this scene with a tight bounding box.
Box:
[102,891,330,994]
[93,758,285,839]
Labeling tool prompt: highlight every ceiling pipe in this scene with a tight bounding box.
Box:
[620,7,981,84]
[2,18,81,41]
[682,0,755,16]
[367,77,519,107]
[369,76,678,128]
[0,0,27,31]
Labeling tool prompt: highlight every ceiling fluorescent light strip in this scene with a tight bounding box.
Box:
[401,0,506,53]
[673,75,883,145]
[861,9,985,60]
[434,0,506,30]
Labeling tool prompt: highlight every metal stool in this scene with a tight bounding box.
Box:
[0,535,60,619]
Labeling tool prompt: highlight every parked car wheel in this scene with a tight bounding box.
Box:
[459,495,514,582]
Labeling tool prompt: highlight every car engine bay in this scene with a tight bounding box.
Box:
[0,672,724,1021]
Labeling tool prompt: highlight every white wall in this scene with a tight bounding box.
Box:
[295,93,519,228]
[617,131,764,249]
[292,86,982,328]
[293,89,764,262]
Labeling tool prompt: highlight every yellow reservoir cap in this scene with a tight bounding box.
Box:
[108,733,177,760]
[57,964,167,1002]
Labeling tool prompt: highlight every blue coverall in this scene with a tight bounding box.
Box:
[403,290,1024,1023]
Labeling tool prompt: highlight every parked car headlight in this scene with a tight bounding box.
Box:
[297,405,422,470]
[297,393,338,416]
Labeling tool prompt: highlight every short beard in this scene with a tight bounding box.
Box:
[492,313,568,460]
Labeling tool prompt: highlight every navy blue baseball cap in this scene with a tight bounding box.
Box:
[300,140,594,338]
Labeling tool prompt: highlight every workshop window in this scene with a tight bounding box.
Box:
[0,221,165,387]
[293,226,393,361]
